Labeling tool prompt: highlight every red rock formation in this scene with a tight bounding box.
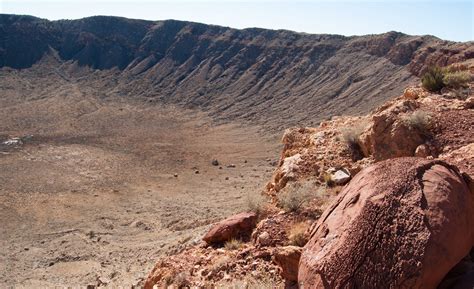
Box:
[358,99,427,160]
[273,246,302,282]
[299,158,474,289]
[203,212,257,245]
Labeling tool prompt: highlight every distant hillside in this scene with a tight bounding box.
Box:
[1,14,472,128]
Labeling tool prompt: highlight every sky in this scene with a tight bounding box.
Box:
[1,0,472,42]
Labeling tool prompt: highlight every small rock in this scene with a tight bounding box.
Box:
[211,159,219,166]
[2,137,22,146]
[130,220,151,231]
[331,168,351,185]
[225,177,229,180]
[195,170,200,174]
[256,231,271,247]
[227,164,236,168]
[97,276,110,286]
[415,144,430,158]
[173,173,178,178]
[403,87,424,100]
[464,96,474,109]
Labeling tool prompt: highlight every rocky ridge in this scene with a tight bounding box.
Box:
[1,14,473,129]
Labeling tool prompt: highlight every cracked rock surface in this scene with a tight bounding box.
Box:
[299,157,474,289]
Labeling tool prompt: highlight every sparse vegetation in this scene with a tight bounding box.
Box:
[224,238,244,250]
[322,172,335,187]
[443,71,472,89]
[288,222,310,247]
[403,110,432,133]
[279,181,317,212]
[422,65,472,92]
[341,121,367,160]
[246,193,266,215]
[421,66,446,92]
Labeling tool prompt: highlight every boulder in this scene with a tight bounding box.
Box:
[299,158,474,289]
[273,246,302,282]
[203,212,257,245]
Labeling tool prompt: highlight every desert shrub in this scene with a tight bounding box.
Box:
[224,238,243,250]
[443,71,472,89]
[421,66,446,92]
[279,181,316,212]
[341,127,361,147]
[446,63,468,73]
[340,121,367,160]
[246,193,266,215]
[322,172,335,187]
[452,87,471,100]
[403,110,432,133]
[288,222,310,247]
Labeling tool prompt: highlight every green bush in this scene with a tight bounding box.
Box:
[421,66,446,92]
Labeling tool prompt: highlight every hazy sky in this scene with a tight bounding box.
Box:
[1,0,472,41]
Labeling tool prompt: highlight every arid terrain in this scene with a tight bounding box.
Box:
[0,14,473,288]
[0,60,280,287]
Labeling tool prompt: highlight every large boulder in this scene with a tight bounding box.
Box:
[203,212,257,245]
[299,158,474,289]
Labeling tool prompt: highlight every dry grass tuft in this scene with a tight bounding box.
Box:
[340,121,367,160]
[279,182,314,212]
[288,222,310,247]
[403,110,432,133]
[224,238,244,250]
[443,71,472,89]
[246,193,267,216]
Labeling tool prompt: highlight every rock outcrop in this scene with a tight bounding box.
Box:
[273,246,302,282]
[358,99,428,160]
[299,158,474,289]
[203,212,257,245]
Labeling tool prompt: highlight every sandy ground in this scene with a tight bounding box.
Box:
[0,68,280,287]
